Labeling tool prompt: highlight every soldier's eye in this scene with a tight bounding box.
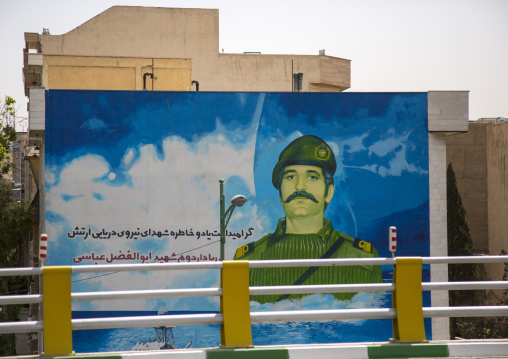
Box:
[285,175,296,180]
[308,175,319,180]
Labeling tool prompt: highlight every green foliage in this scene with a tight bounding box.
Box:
[447,163,508,339]
[0,95,32,355]
[446,163,485,338]
[455,253,508,339]
[0,179,33,266]
[456,318,506,339]
[0,277,28,356]
[447,163,483,299]
[1,96,18,175]
[0,179,33,355]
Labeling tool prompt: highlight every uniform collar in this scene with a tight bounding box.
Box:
[274,217,334,240]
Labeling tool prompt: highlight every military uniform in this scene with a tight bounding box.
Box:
[234,218,382,303]
[237,135,382,303]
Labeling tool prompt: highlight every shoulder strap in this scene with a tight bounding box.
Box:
[274,234,346,302]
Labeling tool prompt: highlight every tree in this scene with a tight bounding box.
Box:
[0,179,34,356]
[446,163,484,338]
[0,95,33,355]
[1,95,18,175]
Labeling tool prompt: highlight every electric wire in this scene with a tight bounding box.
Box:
[71,239,221,283]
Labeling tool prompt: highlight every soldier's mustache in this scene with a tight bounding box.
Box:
[284,191,318,203]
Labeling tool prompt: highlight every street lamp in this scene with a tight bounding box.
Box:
[219,179,248,261]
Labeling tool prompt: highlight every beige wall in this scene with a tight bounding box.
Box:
[215,54,350,92]
[35,52,349,93]
[447,124,489,253]
[39,7,219,61]
[447,121,508,282]
[486,121,508,281]
[27,6,349,93]
[37,7,218,91]
[43,56,192,91]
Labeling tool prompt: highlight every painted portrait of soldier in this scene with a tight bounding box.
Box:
[234,135,382,303]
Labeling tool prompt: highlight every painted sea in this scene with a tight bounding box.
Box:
[72,267,432,353]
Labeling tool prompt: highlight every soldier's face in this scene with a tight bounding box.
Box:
[280,165,334,219]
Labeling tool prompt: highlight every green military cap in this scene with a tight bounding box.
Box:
[272,135,337,188]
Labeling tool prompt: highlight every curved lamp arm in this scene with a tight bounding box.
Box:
[224,195,248,228]
[219,179,248,260]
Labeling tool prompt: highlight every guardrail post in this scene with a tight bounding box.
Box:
[42,266,73,356]
[391,257,427,343]
[220,261,253,348]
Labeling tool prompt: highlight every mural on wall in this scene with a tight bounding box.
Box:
[234,134,382,304]
[44,90,430,351]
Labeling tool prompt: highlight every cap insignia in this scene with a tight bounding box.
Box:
[315,144,331,161]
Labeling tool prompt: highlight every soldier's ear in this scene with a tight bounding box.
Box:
[325,185,334,203]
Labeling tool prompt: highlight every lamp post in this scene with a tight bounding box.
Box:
[219,179,248,261]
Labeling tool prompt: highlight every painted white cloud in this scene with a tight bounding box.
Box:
[368,129,412,157]
[81,116,108,131]
[47,117,263,310]
[378,142,420,177]
[341,133,368,154]
[123,148,136,167]
[341,129,427,177]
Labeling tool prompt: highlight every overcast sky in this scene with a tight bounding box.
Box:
[1,0,507,129]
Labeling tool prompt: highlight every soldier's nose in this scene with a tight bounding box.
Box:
[295,178,306,190]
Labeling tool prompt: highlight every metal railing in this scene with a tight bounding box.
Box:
[1,256,508,356]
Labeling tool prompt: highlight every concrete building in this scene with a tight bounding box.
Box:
[447,121,508,286]
[9,133,38,208]
[20,6,475,344]
[23,6,350,96]
[476,117,508,124]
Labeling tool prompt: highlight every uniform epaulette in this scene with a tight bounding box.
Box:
[234,242,255,259]
[234,233,272,259]
[352,238,374,253]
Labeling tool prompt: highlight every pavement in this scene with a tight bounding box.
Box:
[10,339,508,359]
